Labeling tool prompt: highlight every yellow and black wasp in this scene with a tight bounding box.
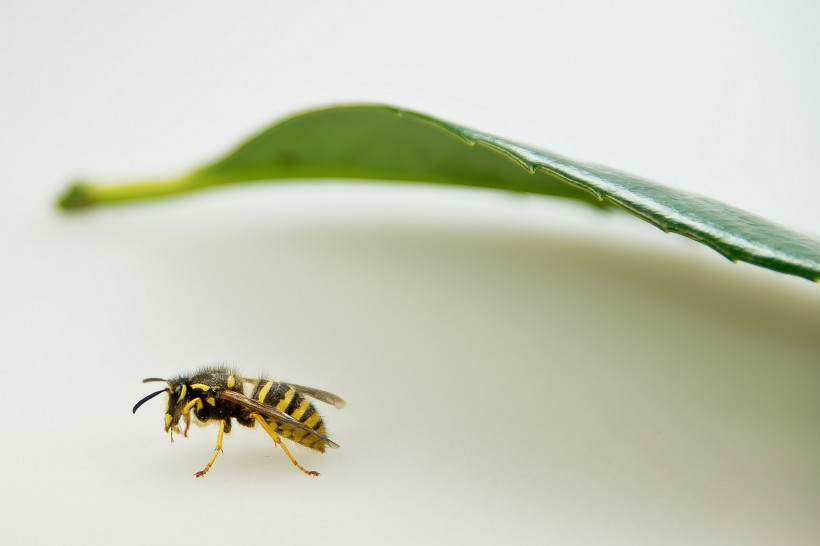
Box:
[132,366,345,478]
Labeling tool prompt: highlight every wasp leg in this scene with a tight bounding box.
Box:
[178,398,202,439]
[182,398,204,414]
[249,413,319,477]
[194,419,226,478]
[182,412,191,437]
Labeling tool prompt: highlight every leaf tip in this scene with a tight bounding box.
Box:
[57,182,94,210]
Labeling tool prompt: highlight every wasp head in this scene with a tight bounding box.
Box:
[133,377,192,439]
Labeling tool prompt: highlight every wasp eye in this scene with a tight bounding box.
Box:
[173,385,182,395]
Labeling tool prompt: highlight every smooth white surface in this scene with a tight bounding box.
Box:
[1,2,819,545]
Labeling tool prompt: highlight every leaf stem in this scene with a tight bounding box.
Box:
[58,177,197,209]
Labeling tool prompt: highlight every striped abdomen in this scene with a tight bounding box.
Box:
[252,380,328,452]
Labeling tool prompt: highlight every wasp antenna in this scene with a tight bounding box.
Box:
[142,377,168,383]
[133,388,169,414]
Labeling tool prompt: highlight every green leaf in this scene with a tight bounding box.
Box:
[57,104,820,282]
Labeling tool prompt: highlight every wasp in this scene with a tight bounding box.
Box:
[132,366,345,478]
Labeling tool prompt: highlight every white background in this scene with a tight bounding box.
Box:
[1,1,819,545]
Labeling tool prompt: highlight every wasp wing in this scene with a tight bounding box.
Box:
[233,376,345,409]
[215,389,340,449]
[288,383,346,409]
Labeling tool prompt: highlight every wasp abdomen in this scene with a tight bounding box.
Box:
[252,380,328,452]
